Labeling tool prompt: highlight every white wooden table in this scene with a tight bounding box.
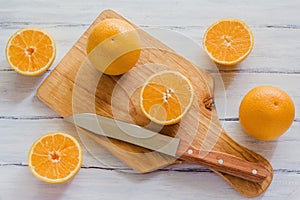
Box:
[1,0,299,199]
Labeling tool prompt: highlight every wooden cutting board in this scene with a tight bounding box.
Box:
[37,9,273,197]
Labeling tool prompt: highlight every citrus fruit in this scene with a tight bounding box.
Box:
[28,132,82,184]
[203,18,254,66]
[87,18,141,75]
[6,28,56,76]
[239,86,295,140]
[140,70,194,125]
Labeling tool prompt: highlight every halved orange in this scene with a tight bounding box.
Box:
[203,18,254,66]
[28,132,82,184]
[140,70,194,125]
[6,28,56,76]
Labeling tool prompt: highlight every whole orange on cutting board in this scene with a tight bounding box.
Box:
[87,18,141,75]
[28,132,82,184]
[140,70,194,125]
[6,28,56,76]
[203,18,254,66]
[239,86,295,140]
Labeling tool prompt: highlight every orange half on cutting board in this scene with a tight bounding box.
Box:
[140,70,194,125]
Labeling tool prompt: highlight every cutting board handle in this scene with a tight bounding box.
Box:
[178,145,270,183]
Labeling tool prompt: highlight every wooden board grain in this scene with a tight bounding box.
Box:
[37,9,273,197]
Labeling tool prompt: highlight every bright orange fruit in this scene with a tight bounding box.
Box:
[28,132,82,184]
[239,86,295,140]
[140,70,194,125]
[203,18,254,66]
[87,18,141,75]
[6,28,56,76]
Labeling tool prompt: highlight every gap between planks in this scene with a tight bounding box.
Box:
[0,116,300,122]
[1,22,300,29]
[1,69,300,76]
[0,163,299,175]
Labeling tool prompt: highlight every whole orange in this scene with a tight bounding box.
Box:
[87,18,141,75]
[239,86,295,140]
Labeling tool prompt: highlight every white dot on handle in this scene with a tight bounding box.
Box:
[187,149,193,154]
[218,159,224,164]
[252,169,258,175]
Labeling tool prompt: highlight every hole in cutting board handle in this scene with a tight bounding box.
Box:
[203,97,215,111]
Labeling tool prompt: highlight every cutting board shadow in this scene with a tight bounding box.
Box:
[37,9,273,198]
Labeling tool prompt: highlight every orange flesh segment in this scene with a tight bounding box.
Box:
[29,133,80,180]
[205,20,252,62]
[7,29,54,72]
[142,83,182,121]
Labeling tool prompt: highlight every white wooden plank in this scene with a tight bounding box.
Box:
[0,26,83,71]
[0,118,125,168]
[0,165,299,200]
[1,118,299,171]
[1,26,300,71]
[215,73,300,119]
[0,71,59,118]
[0,0,299,26]
[177,27,300,72]
[222,121,300,171]
[0,71,299,119]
